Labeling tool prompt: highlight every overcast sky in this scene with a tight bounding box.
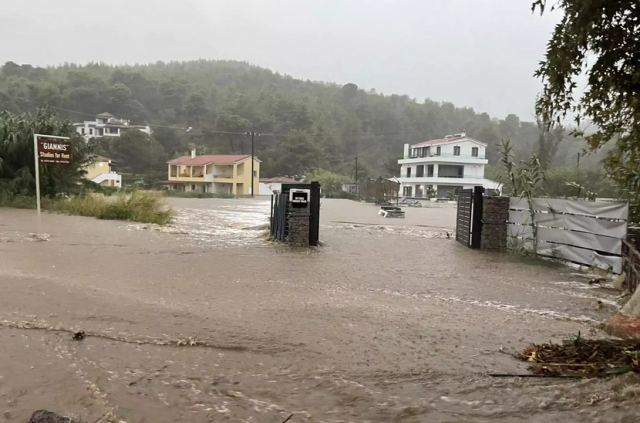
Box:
[0,0,559,120]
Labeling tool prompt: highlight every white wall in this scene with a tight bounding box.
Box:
[259,182,282,195]
[409,140,485,157]
[429,140,484,157]
[463,164,485,178]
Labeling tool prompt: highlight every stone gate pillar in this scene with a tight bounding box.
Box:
[480,196,509,251]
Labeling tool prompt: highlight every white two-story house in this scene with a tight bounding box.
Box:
[73,112,152,141]
[397,132,500,198]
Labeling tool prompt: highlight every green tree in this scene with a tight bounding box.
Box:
[383,155,401,177]
[305,168,347,197]
[0,109,91,198]
[186,92,208,125]
[94,130,166,174]
[536,118,564,170]
[533,0,640,222]
[271,130,322,176]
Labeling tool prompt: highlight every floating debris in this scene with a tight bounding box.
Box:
[519,333,640,377]
[28,233,51,242]
[28,409,73,423]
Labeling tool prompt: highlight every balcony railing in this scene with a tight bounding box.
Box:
[407,153,485,159]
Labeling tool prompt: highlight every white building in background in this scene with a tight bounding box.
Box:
[259,177,300,195]
[397,132,500,198]
[73,112,152,141]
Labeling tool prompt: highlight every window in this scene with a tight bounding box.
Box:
[427,164,434,177]
[81,128,85,135]
[406,167,411,177]
[425,146,430,156]
[403,186,412,197]
[472,147,479,157]
[436,146,441,155]
[416,165,424,177]
[89,128,94,135]
[253,170,257,177]
[453,146,460,156]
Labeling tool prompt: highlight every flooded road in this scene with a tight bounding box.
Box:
[0,198,637,422]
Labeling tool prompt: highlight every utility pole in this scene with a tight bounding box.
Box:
[576,152,581,168]
[246,131,258,197]
[251,131,255,197]
[354,155,358,196]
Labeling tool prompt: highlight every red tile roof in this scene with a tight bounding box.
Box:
[167,154,251,166]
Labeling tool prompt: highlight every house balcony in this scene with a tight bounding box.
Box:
[167,174,238,184]
[398,154,487,165]
[212,175,235,183]
[396,176,491,186]
[169,175,208,182]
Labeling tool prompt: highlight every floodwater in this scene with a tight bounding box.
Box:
[0,198,638,422]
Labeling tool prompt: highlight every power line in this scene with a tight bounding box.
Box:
[51,105,417,140]
[50,105,408,165]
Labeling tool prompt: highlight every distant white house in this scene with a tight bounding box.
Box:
[259,177,300,195]
[396,132,500,198]
[73,112,151,141]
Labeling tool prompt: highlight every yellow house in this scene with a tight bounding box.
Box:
[84,155,122,188]
[166,152,260,196]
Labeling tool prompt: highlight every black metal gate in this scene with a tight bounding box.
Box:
[271,191,289,241]
[455,186,484,248]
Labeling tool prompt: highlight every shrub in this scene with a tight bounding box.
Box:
[45,191,173,225]
[0,190,36,209]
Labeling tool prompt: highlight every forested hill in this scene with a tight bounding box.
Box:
[0,59,594,178]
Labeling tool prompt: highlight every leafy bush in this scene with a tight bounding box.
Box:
[0,190,35,208]
[305,168,348,197]
[543,167,619,199]
[46,191,173,225]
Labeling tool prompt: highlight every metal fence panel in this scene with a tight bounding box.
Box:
[537,240,623,274]
[507,197,628,273]
[510,197,628,219]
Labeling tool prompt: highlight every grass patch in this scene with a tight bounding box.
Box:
[164,190,235,199]
[0,192,36,209]
[45,191,173,225]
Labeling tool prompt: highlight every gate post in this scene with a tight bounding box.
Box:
[470,186,484,249]
[309,181,320,246]
[480,196,509,251]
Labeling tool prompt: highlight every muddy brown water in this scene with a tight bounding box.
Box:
[0,198,638,422]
